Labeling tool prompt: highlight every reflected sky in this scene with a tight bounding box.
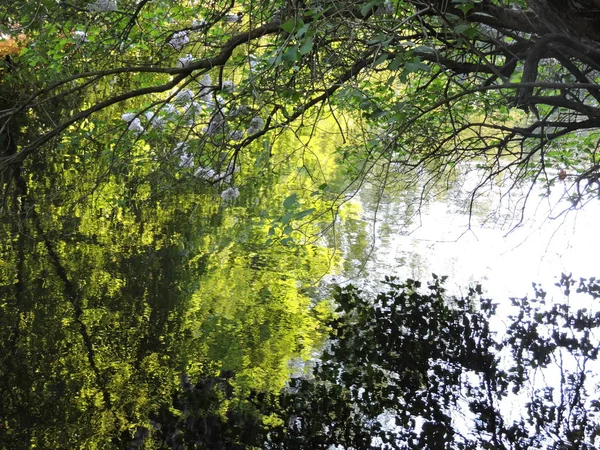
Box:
[343,171,600,299]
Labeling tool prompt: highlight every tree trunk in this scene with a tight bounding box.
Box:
[526,0,600,41]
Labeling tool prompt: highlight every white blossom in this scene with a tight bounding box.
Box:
[221,80,234,93]
[229,105,249,118]
[249,116,264,129]
[227,161,240,174]
[183,103,201,126]
[217,162,238,183]
[204,112,226,136]
[198,87,216,108]
[201,95,215,109]
[229,130,244,141]
[375,0,394,15]
[249,55,259,71]
[192,18,206,29]
[194,167,216,179]
[169,31,189,50]
[128,118,144,134]
[185,101,202,115]
[87,0,117,12]
[174,142,187,152]
[144,111,165,129]
[217,172,232,184]
[247,116,264,135]
[199,74,212,88]
[179,152,194,168]
[174,89,194,104]
[220,187,239,201]
[198,74,212,100]
[162,104,179,117]
[121,112,137,122]
[72,30,88,44]
[177,54,193,68]
[225,13,240,23]
[180,372,193,391]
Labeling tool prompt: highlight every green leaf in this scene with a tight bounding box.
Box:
[453,23,471,34]
[367,32,392,46]
[283,45,299,62]
[389,54,404,71]
[281,18,304,33]
[404,57,430,74]
[281,211,294,225]
[360,1,374,17]
[453,0,475,15]
[283,193,299,209]
[294,208,316,220]
[360,0,383,17]
[445,13,461,21]
[280,237,295,246]
[267,53,283,66]
[373,53,388,67]
[369,108,387,120]
[454,23,477,38]
[296,23,310,37]
[359,99,372,110]
[299,37,313,55]
[413,45,435,54]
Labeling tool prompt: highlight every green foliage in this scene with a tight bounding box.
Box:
[3,0,599,214]
[2,0,600,446]
[256,274,600,449]
[0,84,349,448]
[146,274,600,449]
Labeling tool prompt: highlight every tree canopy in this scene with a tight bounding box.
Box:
[2,0,600,215]
[144,274,600,449]
[2,0,600,447]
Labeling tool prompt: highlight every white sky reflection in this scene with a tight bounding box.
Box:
[359,179,600,300]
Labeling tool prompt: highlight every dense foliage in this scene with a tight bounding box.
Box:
[155,275,600,450]
[277,274,600,449]
[2,1,600,213]
[2,0,600,447]
[0,123,346,446]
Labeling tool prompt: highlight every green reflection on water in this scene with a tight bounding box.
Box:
[0,117,364,446]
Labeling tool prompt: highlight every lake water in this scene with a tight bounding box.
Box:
[334,167,600,301]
